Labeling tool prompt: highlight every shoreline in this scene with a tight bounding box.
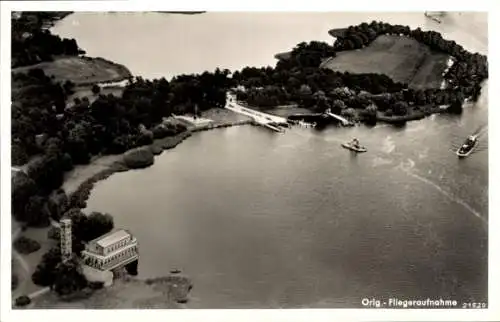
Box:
[159,11,206,15]
[66,131,191,207]
[65,118,253,209]
[14,118,248,308]
[27,275,193,309]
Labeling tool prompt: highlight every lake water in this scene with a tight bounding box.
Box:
[52,12,488,308]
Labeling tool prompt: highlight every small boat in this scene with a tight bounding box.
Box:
[341,142,367,153]
[424,11,445,23]
[456,135,478,158]
[170,269,181,274]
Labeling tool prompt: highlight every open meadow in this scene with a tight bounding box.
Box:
[322,35,449,89]
[12,56,131,86]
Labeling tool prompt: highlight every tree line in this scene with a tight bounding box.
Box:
[237,20,487,119]
[12,12,83,67]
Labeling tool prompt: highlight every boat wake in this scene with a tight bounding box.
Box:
[372,156,393,168]
[400,158,415,170]
[474,124,488,138]
[398,161,487,225]
[382,136,395,154]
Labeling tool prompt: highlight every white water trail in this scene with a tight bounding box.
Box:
[373,124,391,130]
[475,124,488,138]
[372,156,393,168]
[382,136,395,154]
[399,161,487,225]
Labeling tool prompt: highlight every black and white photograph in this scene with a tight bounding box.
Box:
[1,1,497,321]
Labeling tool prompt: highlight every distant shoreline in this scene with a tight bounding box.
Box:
[158,11,206,15]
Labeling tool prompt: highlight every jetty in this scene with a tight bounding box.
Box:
[325,108,354,126]
[225,93,288,133]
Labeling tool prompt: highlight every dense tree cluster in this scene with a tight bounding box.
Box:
[65,209,114,244]
[12,67,230,164]
[15,295,31,307]
[233,65,405,111]
[12,69,69,165]
[333,21,410,51]
[276,41,337,69]
[52,256,88,296]
[12,30,81,67]
[32,246,62,286]
[122,68,231,125]
[31,209,113,289]
[32,247,88,296]
[13,236,41,254]
[12,12,83,67]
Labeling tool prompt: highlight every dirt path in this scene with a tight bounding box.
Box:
[12,227,31,299]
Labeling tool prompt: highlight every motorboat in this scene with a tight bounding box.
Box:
[341,140,367,153]
[456,135,478,158]
[424,11,445,23]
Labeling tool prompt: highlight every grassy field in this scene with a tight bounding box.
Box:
[322,35,449,89]
[12,56,132,86]
[12,56,130,109]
